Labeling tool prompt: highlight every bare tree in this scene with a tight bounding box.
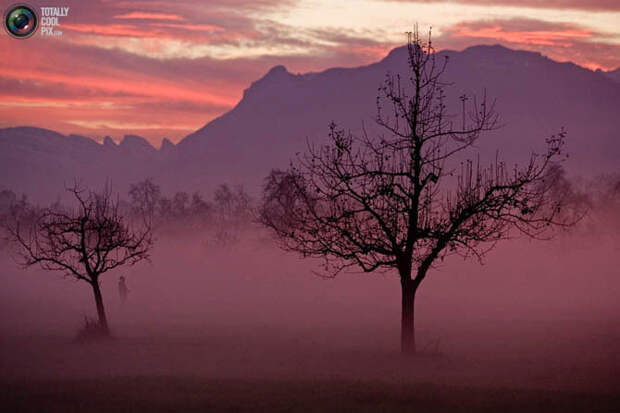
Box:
[129,178,161,220]
[172,191,190,217]
[260,30,573,354]
[0,190,32,250]
[8,184,152,336]
[213,184,252,244]
[189,192,213,229]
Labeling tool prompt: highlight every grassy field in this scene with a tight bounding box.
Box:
[3,376,620,412]
[2,238,619,412]
[1,331,619,412]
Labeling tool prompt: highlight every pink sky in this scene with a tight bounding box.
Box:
[1,0,618,146]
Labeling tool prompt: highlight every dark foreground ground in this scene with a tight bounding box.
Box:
[1,327,619,413]
[3,376,620,413]
[2,234,619,411]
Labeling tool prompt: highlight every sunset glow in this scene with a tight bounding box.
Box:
[1,0,618,145]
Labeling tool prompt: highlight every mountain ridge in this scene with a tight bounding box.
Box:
[2,44,614,152]
[1,44,618,202]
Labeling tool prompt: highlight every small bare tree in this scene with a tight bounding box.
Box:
[260,30,574,354]
[9,184,152,336]
[129,178,161,220]
[213,184,252,244]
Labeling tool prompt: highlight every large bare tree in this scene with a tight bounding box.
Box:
[9,184,152,336]
[260,30,573,354]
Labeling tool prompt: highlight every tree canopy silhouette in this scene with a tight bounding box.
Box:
[9,184,152,337]
[260,29,573,354]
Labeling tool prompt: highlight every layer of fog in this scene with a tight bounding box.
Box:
[1,218,619,391]
[0,171,618,397]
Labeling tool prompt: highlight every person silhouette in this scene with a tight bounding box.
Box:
[118,276,129,303]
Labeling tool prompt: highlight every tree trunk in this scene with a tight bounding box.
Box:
[401,277,417,355]
[91,281,110,335]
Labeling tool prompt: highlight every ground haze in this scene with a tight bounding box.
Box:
[1,226,619,411]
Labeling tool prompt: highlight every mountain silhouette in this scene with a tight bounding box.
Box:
[1,45,618,202]
[603,68,620,84]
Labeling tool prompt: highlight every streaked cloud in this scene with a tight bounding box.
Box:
[0,0,617,145]
[385,0,620,12]
[114,12,185,21]
[438,18,620,70]
[453,23,592,47]
[65,120,193,131]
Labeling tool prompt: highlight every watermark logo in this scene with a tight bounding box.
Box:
[4,4,38,39]
[40,6,69,37]
[4,4,70,38]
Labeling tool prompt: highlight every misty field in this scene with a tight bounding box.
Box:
[1,323,619,412]
[1,231,619,412]
[2,366,619,412]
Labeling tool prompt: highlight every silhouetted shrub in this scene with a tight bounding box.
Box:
[75,316,111,343]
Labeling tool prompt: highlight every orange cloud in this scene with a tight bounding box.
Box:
[0,66,237,107]
[151,23,225,33]
[386,0,620,12]
[62,23,163,38]
[454,25,593,47]
[438,19,620,71]
[115,12,185,21]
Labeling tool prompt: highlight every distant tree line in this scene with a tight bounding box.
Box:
[126,179,254,244]
[2,181,255,245]
[1,170,618,252]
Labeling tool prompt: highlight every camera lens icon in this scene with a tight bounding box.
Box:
[5,4,38,39]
